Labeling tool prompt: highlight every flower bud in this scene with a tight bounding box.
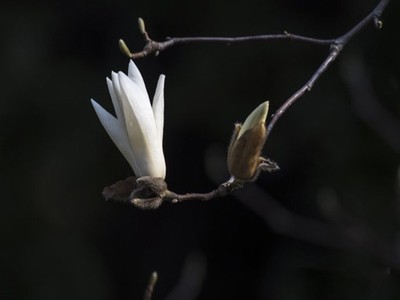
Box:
[227,101,269,181]
[118,39,133,58]
[138,17,146,34]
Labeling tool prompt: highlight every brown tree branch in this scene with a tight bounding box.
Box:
[119,17,334,59]
[120,0,390,142]
[110,0,399,276]
[121,0,389,61]
[266,0,390,139]
[106,0,391,209]
[164,180,239,203]
[265,45,341,139]
[121,33,334,59]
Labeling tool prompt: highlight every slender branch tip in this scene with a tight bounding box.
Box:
[138,17,150,41]
[138,17,146,34]
[143,271,158,300]
[150,271,158,283]
[118,39,133,58]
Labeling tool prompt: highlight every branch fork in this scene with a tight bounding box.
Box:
[107,0,390,209]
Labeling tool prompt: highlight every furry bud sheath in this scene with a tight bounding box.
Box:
[227,101,269,181]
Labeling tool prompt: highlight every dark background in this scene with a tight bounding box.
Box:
[1,0,400,299]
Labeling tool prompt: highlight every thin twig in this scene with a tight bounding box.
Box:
[266,0,390,139]
[131,34,333,59]
[113,0,390,206]
[121,17,335,59]
[164,180,240,203]
[265,45,342,139]
[121,0,390,140]
[114,0,399,274]
[143,272,158,300]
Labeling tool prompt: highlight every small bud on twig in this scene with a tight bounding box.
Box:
[138,17,150,41]
[138,17,146,35]
[118,39,133,58]
[227,101,278,182]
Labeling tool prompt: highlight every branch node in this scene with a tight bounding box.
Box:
[331,43,343,52]
[374,17,383,29]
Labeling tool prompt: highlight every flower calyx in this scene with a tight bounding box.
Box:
[103,176,168,209]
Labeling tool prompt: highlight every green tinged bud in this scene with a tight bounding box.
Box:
[138,17,146,34]
[118,39,133,58]
[238,101,269,139]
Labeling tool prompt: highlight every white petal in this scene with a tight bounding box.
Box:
[128,60,148,96]
[238,101,269,139]
[91,99,139,172]
[106,77,123,120]
[118,73,166,178]
[120,67,151,106]
[152,75,165,143]
[111,72,122,101]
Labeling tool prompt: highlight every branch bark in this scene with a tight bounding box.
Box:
[266,0,390,139]
[121,0,390,141]
[114,0,392,205]
[107,0,399,276]
[105,0,400,271]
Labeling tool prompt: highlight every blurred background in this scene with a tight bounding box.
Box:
[1,0,400,299]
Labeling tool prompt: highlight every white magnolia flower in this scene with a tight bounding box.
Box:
[91,60,166,179]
